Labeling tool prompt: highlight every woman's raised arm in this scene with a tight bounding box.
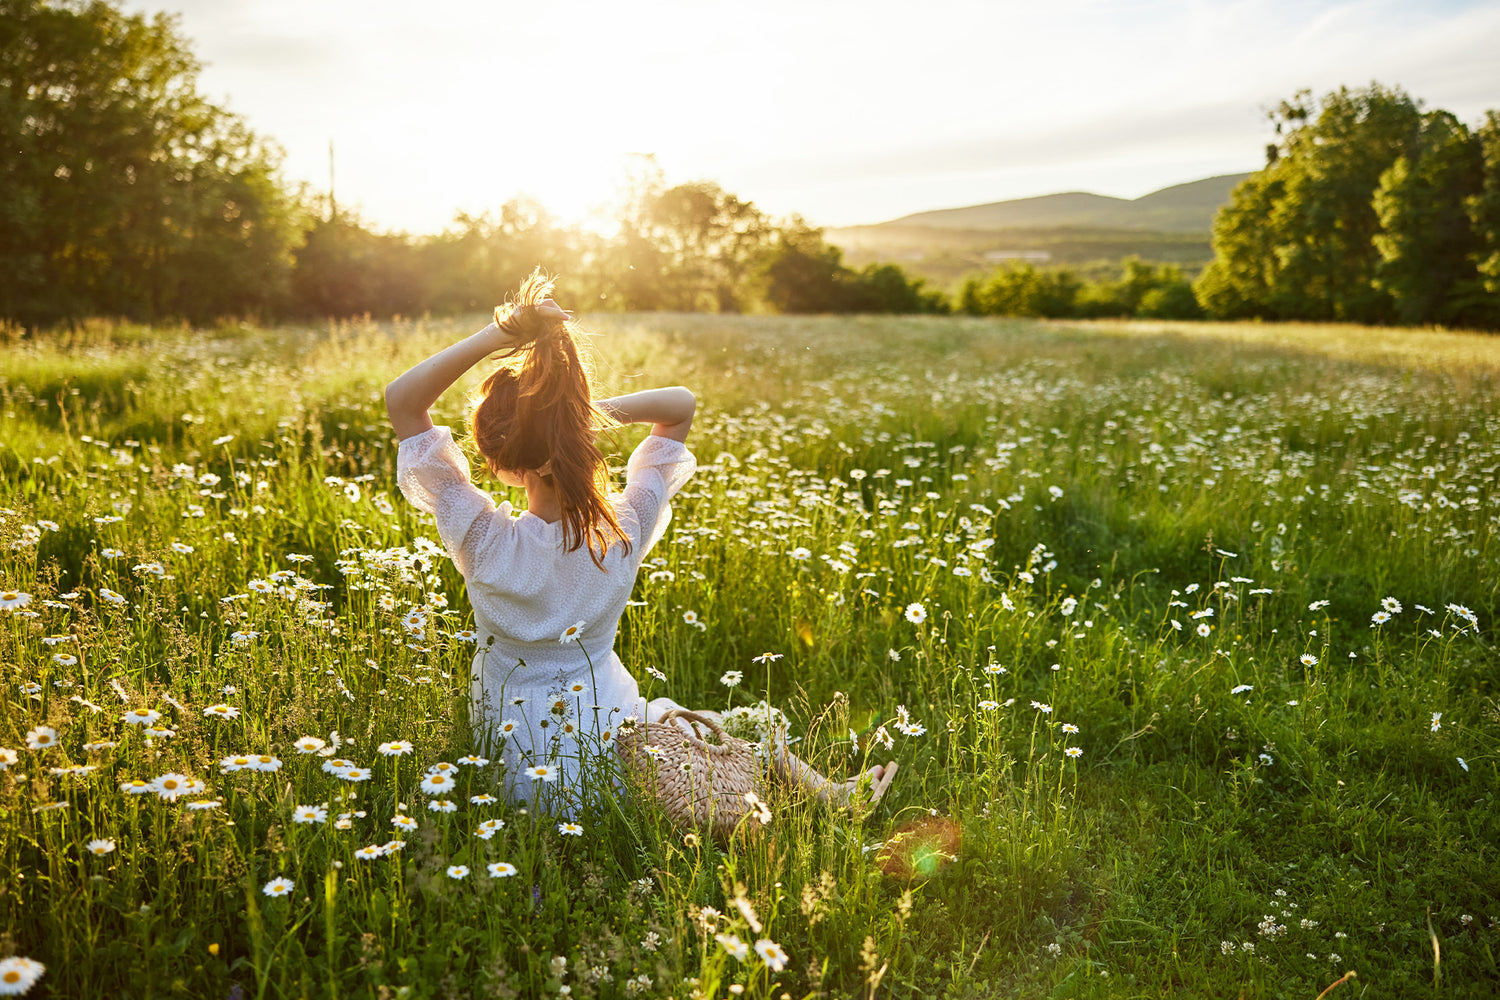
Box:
[385,301,570,440]
[595,387,696,443]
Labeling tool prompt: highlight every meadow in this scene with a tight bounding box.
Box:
[1,312,1497,999]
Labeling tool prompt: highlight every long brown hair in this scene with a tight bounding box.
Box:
[468,270,630,568]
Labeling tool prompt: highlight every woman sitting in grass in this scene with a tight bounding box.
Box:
[385,270,894,812]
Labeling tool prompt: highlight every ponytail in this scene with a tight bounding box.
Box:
[469,270,631,569]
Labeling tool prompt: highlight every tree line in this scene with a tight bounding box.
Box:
[960,85,1500,329]
[0,0,942,330]
[4,1,1496,330]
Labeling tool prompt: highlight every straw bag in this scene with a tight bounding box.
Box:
[616,709,763,839]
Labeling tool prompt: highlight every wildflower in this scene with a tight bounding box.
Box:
[51,653,77,667]
[1458,757,1469,772]
[558,621,587,644]
[789,546,811,560]
[1370,611,1391,626]
[1030,701,1052,714]
[476,819,505,839]
[401,610,426,631]
[904,602,927,624]
[1061,722,1079,734]
[751,652,784,665]
[716,933,750,961]
[470,793,497,804]
[744,790,772,825]
[457,755,490,767]
[391,814,418,831]
[1300,653,1318,667]
[0,590,34,611]
[293,805,327,824]
[1382,597,1402,614]
[978,700,1000,710]
[185,799,221,811]
[427,799,456,813]
[120,778,152,795]
[446,865,469,879]
[1231,684,1253,695]
[0,956,46,994]
[293,736,327,754]
[220,754,253,773]
[262,877,295,898]
[888,648,901,662]
[1258,753,1273,766]
[754,938,789,972]
[151,773,195,801]
[1446,603,1478,627]
[202,703,240,719]
[1430,712,1442,732]
[1196,623,1212,637]
[377,740,414,757]
[488,861,518,877]
[354,845,385,861]
[419,772,453,794]
[525,765,557,783]
[1065,746,1083,758]
[1308,600,1330,611]
[0,748,16,770]
[1059,597,1077,617]
[558,822,584,836]
[720,670,743,688]
[645,666,667,681]
[86,838,116,856]
[25,727,58,750]
[98,588,127,605]
[340,767,372,782]
[321,758,355,776]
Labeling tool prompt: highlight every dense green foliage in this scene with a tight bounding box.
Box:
[0,0,303,327]
[956,257,1202,320]
[2,314,1498,998]
[1196,85,1500,329]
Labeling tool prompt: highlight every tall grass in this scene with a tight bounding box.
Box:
[0,314,1496,998]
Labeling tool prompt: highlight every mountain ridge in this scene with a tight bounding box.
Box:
[869,172,1251,233]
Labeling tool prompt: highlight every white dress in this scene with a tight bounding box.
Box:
[396,425,696,807]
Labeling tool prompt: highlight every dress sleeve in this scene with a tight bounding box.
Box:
[396,426,508,577]
[621,434,697,557]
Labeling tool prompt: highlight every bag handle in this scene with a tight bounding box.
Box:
[656,709,736,756]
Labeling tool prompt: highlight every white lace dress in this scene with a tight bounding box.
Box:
[396,426,696,805]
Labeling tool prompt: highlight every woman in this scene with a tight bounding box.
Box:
[386,271,893,812]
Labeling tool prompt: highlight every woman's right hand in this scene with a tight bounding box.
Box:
[534,298,571,323]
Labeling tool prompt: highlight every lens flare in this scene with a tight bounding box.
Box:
[878,816,961,880]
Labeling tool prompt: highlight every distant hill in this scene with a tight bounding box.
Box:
[879,173,1251,232]
[827,173,1251,286]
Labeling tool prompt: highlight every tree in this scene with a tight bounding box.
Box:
[0,0,302,327]
[757,219,848,313]
[1466,112,1500,327]
[1372,111,1486,326]
[1196,84,1429,324]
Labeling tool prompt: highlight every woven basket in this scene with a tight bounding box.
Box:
[616,709,763,839]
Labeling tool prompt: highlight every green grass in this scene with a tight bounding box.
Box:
[1,313,1497,999]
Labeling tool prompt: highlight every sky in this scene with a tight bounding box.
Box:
[120,0,1500,234]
